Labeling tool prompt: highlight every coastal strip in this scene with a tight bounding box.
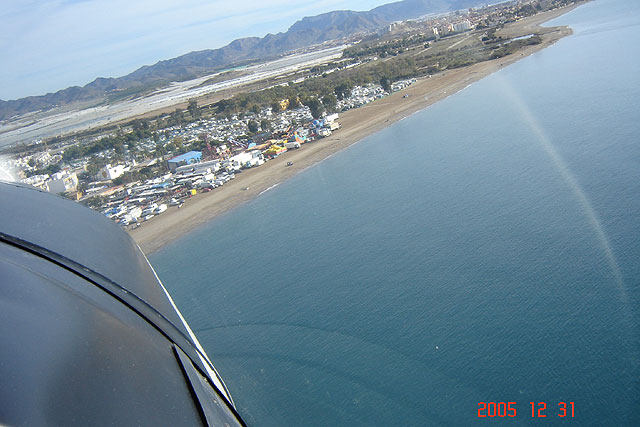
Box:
[130,4,581,254]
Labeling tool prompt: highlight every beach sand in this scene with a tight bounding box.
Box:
[130,4,580,254]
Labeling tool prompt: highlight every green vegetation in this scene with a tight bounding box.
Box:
[62,130,149,161]
[27,162,61,177]
[187,99,201,119]
[247,120,259,133]
[112,164,166,186]
[302,97,324,119]
[201,54,420,118]
[322,93,337,112]
[380,77,392,93]
[81,195,107,209]
[344,33,435,59]
[490,35,542,59]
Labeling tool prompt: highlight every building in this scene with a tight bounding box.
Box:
[228,152,253,170]
[46,171,78,194]
[20,174,49,191]
[167,151,202,172]
[98,164,126,180]
[175,159,221,175]
[32,152,52,167]
[325,113,339,123]
[452,20,472,32]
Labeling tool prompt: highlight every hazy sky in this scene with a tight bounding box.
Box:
[0,0,390,100]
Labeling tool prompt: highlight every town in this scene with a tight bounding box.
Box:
[0,0,581,231]
[6,80,410,229]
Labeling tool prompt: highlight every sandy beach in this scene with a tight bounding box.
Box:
[130,4,580,254]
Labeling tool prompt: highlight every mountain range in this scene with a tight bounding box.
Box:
[0,0,484,120]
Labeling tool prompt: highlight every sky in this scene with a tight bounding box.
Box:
[0,0,390,101]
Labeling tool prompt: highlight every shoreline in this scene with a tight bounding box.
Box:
[130,4,582,254]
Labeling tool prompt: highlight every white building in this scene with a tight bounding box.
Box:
[324,113,339,123]
[244,150,265,167]
[175,159,221,175]
[46,171,78,194]
[21,174,50,190]
[97,164,126,180]
[228,152,254,170]
[453,20,472,32]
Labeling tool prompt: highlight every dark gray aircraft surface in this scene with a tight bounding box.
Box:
[0,181,245,426]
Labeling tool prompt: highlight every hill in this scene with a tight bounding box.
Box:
[0,0,483,120]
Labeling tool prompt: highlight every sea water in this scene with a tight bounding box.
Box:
[151,0,640,424]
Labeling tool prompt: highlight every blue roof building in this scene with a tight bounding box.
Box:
[167,151,202,172]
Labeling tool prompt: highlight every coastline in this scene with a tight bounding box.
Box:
[130,4,581,255]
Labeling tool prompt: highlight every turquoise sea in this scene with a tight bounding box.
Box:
[151,0,640,424]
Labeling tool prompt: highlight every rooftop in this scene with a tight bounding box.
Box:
[168,151,202,163]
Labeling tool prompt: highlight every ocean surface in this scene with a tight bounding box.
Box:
[151,1,640,424]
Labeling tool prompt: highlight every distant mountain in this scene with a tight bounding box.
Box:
[0,0,484,120]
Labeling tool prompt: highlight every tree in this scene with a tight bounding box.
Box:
[288,96,300,110]
[86,162,101,178]
[380,76,392,92]
[27,158,36,167]
[271,101,281,113]
[216,99,236,114]
[260,119,271,131]
[334,81,353,100]
[154,145,167,159]
[171,108,185,126]
[165,142,177,153]
[83,195,107,209]
[322,94,337,112]
[304,98,325,119]
[247,120,259,133]
[44,163,61,175]
[114,142,125,154]
[250,104,260,115]
[188,99,201,119]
